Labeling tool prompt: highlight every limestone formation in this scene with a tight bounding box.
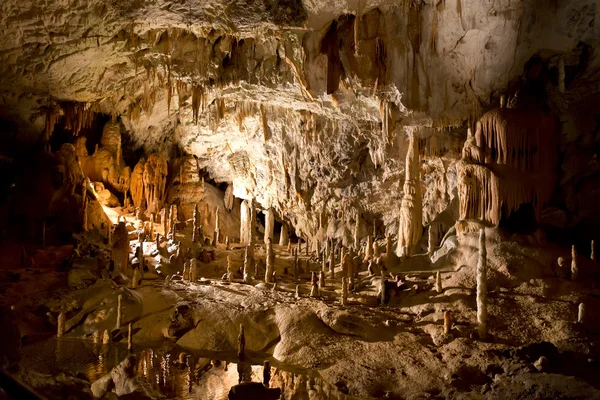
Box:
[279,224,289,246]
[592,240,596,262]
[295,285,300,299]
[354,215,361,251]
[329,245,335,279]
[57,312,66,337]
[265,238,274,283]
[131,268,141,289]
[444,311,453,335]
[189,259,198,283]
[477,229,488,339]
[365,235,373,260]
[115,294,123,330]
[227,256,234,281]
[127,323,133,351]
[240,200,250,244]
[192,204,201,242]
[293,248,299,280]
[578,303,585,324]
[225,236,230,250]
[341,277,348,306]
[243,245,253,283]
[102,329,110,345]
[318,271,325,292]
[310,272,318,297]
[571,245,578,281]
[436,271,442,294]
[458,109,558,228]
[396,133,423,257]
[183,262,189,281]
[264,207,274,244]
[215,206,221,244]
[428,227,436,256]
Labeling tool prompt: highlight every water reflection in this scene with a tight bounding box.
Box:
[21,339,356,399]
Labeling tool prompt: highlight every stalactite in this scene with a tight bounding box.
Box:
[456,0,462,19]
[224,184,234,211]
[191,86,205,124]
[167,80,172,116]
[260,104,269,142]
[353,11,360,57]
[458,108,558,225]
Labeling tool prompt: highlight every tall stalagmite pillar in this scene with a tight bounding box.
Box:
[477,229,488,339]
[396,133,423,257]
[240,200,250,244]
[264,207,274,244]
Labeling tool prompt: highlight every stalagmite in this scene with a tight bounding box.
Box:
[57,312,66,337]
[365,235,373,260]
[265,238,274,283]
[243,245,253,283]
[183,262,189,281]
[578,303,585,323]
[329,245,335,279]
[293,248,298,280]
[477,229,488,339]
[192,204,200,242]
[162,207,169,235]
[287,241,291,253]
[304,238,309,256]
[93,330,100,344]
[127,323,133,350]
[264,207,274,244]
[396,133,423,256]
[102,330,110,345]
[379,278,386,306]
[571,245,578,281]
[215,206,221,244]
[295,285,300,298]
[227,256,234,281]
[444,310,452,335]
[249,200,256,246]
[240,200,250,244]
[279,224,289,246]
[341,277,348,305]
[115,294,123,330]
[354,215,361,250]
[319,271,325,293]
[225,236,230,250]
[436,271,442,293]
[132,268,141,289]
[591,240,596,262]
[310,272,318,297]
[372,241,380,258]
[428,227,436,256]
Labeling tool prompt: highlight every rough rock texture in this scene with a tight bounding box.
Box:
[0,0,597,244]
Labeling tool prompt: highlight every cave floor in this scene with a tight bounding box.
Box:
[3,214,600,399]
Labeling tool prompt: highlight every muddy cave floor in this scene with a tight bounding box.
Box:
[4,215,600,399]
